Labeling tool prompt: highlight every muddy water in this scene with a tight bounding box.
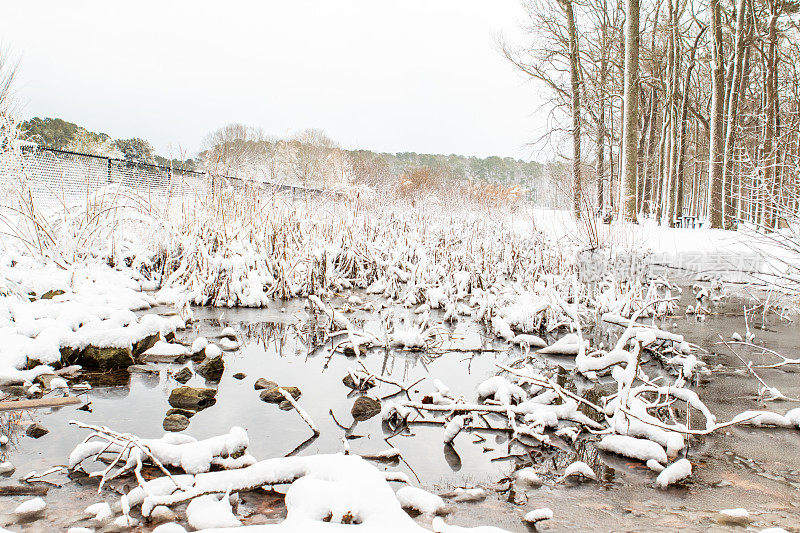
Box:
[0,294,799,532]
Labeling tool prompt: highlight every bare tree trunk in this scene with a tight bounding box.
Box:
[722,0,749,229]
[708,0,726,228]
[621,0,640,220]
[676,30,704,226]
[763,3,779,231]
[560,0,583,219]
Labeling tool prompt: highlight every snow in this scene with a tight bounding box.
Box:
[655,459,692,488]
[476,376,526,405]
[153,525,189,533]
[85,501,113,523]
[523,508,553,523]
[514,467,543,487]
[718,508,751,525]
[145,341,189,357]
[563,461,596,480]
[396,486,447,515]
[205,343,223,358]
[186,493,241,529]
[14,497,46,515]
[597,435,669,464]
[537,333,584,356]
[443,416,464,444]
[191,336,209,354]
[69,425,252,475]
[444,488,486,502]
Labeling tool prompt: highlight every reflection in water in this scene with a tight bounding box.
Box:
[3,293,800,532]
[444,443,463,471]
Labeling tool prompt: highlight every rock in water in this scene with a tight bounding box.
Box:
[351,396,381,421]
[233,372,246,380]
[132,333,160,357]
[25,423,49,439]
[196,355,225,381]
[342,373,374,390]
[163,414,190,432]
[166,408,196,418]
[173,367,193,384]
[168,386,217,410]
[260,386,301,403]
[34,374,59,389]
[80,346,135,370]
[254,378,278,390]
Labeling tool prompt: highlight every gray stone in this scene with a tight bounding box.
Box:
[34,374,59,389]
[79,345,134,370]
[196,355,225,381]
[168,386,217,410]
[173,367,193,384]
[132,332,160,357]
[259,386,301,403]
[25,423,49,439]
[166,408,196,418]
[254,378,278,391]
[163,414,190,432]
[351,396,381,421]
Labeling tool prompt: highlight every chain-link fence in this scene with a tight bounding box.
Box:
[0,145,319,217]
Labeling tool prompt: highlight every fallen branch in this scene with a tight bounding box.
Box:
[278,387,320,436]
[0,396,80,411]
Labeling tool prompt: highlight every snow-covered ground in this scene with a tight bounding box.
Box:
[0,182,799,531]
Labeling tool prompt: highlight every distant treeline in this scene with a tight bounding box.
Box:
[19,118,570,206]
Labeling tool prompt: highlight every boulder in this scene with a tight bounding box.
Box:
[196,355,225,381]
[260,386,301,403]
[163,414,190,432]
[173,367,193,384]
[254,378,278,391]
[168,386,217,410]
[351,396,381,421]
[79,346,134,370]
[25,423,49,439]
[59,346,82,366]
[132,333,160,357]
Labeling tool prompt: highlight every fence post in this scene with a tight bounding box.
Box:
[107,158,112,184]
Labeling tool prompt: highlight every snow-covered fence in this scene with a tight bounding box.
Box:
[0,146,321,216]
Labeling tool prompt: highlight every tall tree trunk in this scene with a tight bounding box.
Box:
[621,0,640,220]
[708,0,726,228]
[676,30,705,225]
[722,0,749,229]
[763,3,779,231]
[562,0,582,218]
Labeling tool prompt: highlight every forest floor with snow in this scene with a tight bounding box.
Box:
[0,185,798,532]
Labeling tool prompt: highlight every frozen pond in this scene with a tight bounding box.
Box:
[0,290,798,532]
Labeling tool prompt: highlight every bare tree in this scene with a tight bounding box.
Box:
[620,0,640,220]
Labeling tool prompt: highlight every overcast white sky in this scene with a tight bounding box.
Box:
[1,1,548,160]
